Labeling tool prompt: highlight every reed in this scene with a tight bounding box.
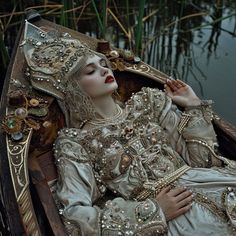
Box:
[59,0,77,29]
[134,0,146,54]
[0,31,10,69]
[59,0,68,27]
[91,0,106,38]
[0,0,236,77]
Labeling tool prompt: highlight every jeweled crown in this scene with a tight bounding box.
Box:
[23,20,94,99]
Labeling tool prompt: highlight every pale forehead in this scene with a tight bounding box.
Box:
[84,54,103,65]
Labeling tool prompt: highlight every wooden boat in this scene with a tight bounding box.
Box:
[0,10,236,236]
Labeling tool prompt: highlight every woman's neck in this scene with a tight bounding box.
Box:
[91,94,118,119]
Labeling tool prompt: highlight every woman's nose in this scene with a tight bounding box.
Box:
[101,67,109,76]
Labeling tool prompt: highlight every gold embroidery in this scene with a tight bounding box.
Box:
[185,139,233,168]
[194,192,228,222]
[221,187,236,229]
[134,165,191,201]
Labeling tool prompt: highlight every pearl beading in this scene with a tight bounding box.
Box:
[134,165,191,201]
[178,112,192,134]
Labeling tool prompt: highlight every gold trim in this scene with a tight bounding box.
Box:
[185,139,236,168]
[194,192,228,222]
[7,129,32,200]
[135,165,191,201]
[6,128,42,235]
[125,62,169,84]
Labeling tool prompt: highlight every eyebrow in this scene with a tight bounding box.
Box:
[85,63,95,68]
[85,58,106,68]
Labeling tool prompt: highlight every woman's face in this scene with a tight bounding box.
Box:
[78,55,118,99]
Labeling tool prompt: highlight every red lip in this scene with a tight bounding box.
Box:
[105,75,115,83]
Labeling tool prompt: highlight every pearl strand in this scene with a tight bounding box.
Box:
[88,104,125,126]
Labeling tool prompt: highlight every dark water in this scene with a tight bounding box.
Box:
[80,1,236,125]
[142,2,236,125]
[154,8,236,125]
[181,17,236,125]
[151,14,236,125]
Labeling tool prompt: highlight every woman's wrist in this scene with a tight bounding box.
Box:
[184,98,201,108]
[184,99,213,111]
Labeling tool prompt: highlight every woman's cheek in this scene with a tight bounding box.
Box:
[79,77,98,93]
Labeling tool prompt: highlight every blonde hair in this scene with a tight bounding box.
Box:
[58,52,113,128]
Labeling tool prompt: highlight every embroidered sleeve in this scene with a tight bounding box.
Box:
[54,136,167,235]
[168,103,222,167]
[180,102,223,167]
[143,88,222,167]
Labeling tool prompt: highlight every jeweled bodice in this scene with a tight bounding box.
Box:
[56,88,186,199]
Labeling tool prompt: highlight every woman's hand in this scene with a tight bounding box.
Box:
[164,79,201,108]
[156,186,193,221]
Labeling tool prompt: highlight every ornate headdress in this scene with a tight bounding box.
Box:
[23,20,95,100]
[23,21,109,127]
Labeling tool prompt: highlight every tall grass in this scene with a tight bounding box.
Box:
[0,0,236,74]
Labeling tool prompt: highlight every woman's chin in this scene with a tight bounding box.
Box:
[105,82,118,92]
[89,83,118,99]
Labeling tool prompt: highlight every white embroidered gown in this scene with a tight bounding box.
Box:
[54,87,236,236]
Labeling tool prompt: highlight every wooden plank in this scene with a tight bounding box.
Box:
[29,153,68,236]
[213,117,236,160]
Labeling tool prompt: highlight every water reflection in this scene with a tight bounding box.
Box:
[146,0,236,124]
[89,0,236,125]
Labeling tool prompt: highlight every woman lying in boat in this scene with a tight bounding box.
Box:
[23,22,236,236]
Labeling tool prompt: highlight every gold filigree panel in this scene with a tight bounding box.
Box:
[6,129,41,235]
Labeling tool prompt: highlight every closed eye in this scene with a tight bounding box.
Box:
[86,70,95,75]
